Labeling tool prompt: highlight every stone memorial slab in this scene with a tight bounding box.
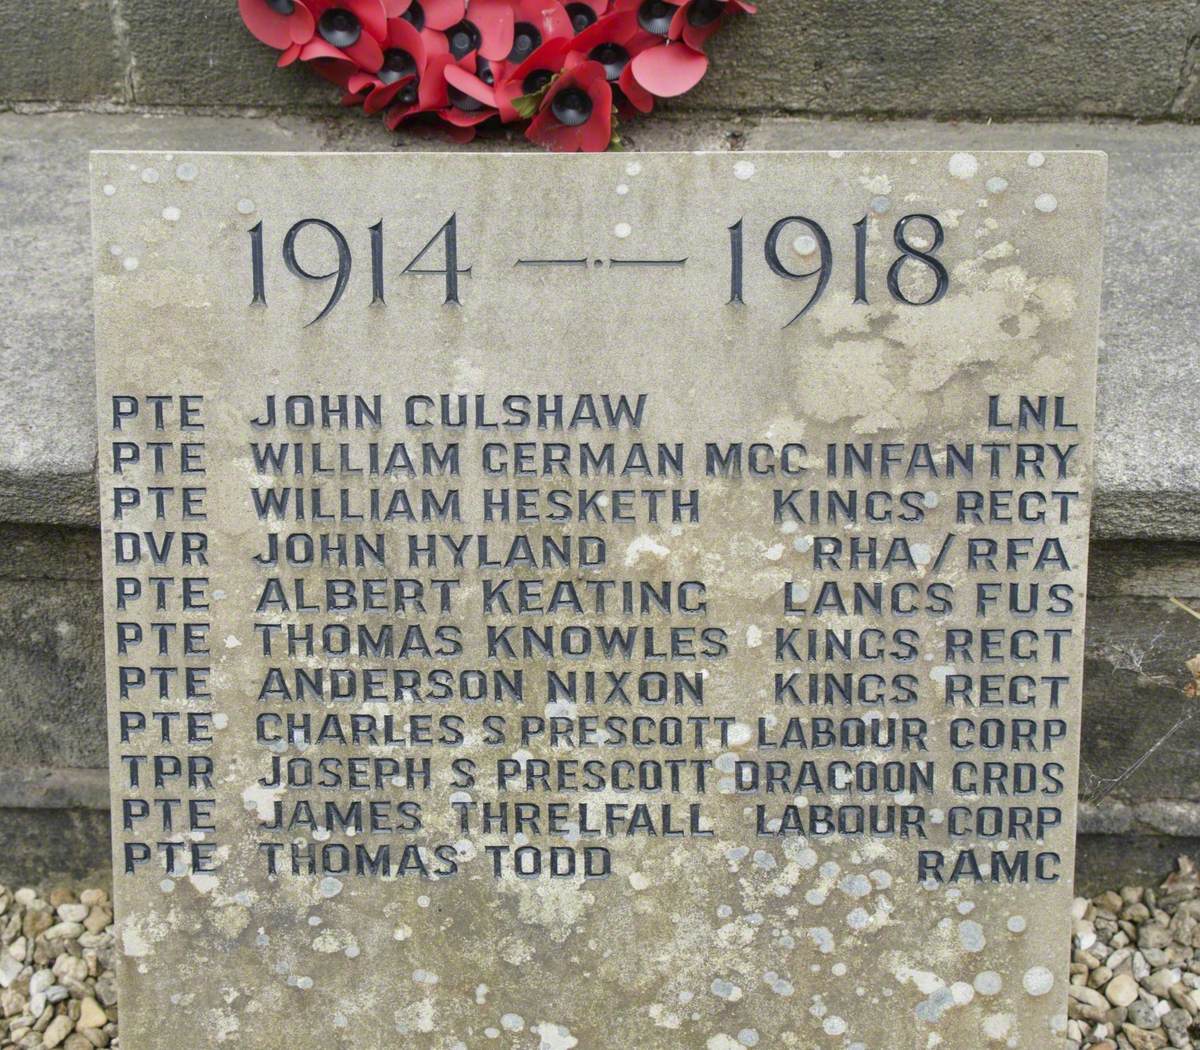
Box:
[91,150,1105,1049]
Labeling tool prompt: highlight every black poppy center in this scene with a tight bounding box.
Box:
[565,2,596,33]
[446,20,482,58]
[318,8,362,47]
[687,0,723,25]
[551,86,593,126]
[401,1,425,30]
[448,84,485,112]
[637,0,674,35]
[588,42,629,81]
[508,22,542,62]
[265,0,296,14]
[378,48,417,83]
[397,79,419,105]
[522,68,553,94]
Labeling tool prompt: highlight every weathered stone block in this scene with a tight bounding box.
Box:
[1082,594,1200,805]
[0,809,112,889]
[0,526,105,770]
[681,0,1199,119]
[1076,834,1200,896]
[89,147,1106,1049]
[3,0,1198,119]
[0,0,124,103]
[120,1,333,109]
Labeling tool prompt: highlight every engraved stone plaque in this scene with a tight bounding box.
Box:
[91,150,1105,1049]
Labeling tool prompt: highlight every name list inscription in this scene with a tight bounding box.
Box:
[107,388,1080,888]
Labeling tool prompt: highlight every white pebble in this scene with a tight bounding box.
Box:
[1034,193,1058,213]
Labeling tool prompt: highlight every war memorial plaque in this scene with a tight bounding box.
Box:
[90,150,1105,1049]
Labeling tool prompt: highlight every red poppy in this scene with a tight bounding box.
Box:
[612,0,678,37]
[390,0,465,32]
[441,55,500,137]
[505,0,572,64]
[300,0,389,69]
[493,35,569,121]
[629,39,706,97]
[343,17,435,111]
[566,10,656,113]
[667,0,753,50]
[277,41,306,66]
[526,59,612,152]
[563,0,608,35]
[373,4,456,80]
[239,0,316,49]
[382,52,454,127]
[617,61,652,111]
[309,54,361,89]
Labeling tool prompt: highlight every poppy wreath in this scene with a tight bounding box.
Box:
[238,0,753,151]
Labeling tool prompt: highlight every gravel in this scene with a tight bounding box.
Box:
[2,857,1198,1048]
[1069,857,1200,1050]
[0,885,116,1050]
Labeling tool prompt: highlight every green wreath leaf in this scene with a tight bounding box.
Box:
[511,80,553,119]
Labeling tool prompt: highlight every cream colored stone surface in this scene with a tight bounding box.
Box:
[91,151,1105,1049]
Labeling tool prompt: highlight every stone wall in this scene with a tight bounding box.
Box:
[5,0,1200,119]
[2,1,1199,892]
